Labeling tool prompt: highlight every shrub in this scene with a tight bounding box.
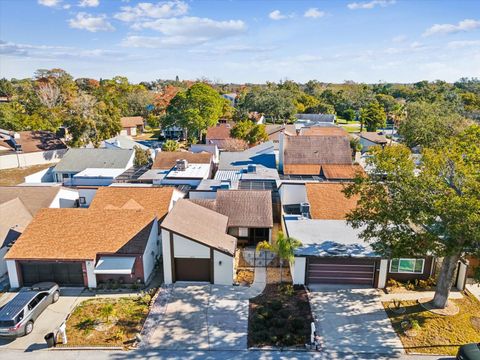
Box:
[251,319,266,332]
[252,330,269,343]
[290,318,304,331]
[405,282,415,291]
[280,284,294,296]
[272,318,286,328]
[270,300,282,311]
[254,313,265,322]
[279,309,290,318]
[258,309,273,320]
[410,319,421,330]
[386,278,401,288]
[269,335,278,343]
[283,333,295,346]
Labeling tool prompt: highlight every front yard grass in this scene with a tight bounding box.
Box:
[383,291,480,355]
[64,294,151,348]
[249,284,313,348]
[0,163,53,186]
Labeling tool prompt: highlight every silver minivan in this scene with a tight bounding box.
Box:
[0,282,60,337]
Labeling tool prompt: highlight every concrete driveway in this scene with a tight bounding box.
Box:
[142,283,259,350]
[309,285,404,356]
[0,287,84,351]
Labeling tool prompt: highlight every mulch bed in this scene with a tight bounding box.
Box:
[248,284,313,348]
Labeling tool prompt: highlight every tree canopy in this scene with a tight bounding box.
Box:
[344,125,480,308]
[230,120,268,145]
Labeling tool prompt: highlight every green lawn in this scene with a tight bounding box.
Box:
[383,291,480,355]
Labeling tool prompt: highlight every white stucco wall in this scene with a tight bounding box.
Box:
[162,229,173,284]
[49,188,79,208]
[161,178,203,187]
[378,259,388,288]
[213,250,234,285]
[173,234,210,258]
[85,260,97,288]
[78,188,98,207]
[0,247,8,276]
[23,166,55,183]
[279,184,307,205]
[0,149,67,170]
[168,189,186,211]
[292,257,306,285]
[142,219,160,284]
[6,260,19,288]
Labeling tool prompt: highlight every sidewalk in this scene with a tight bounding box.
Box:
[466,283,480,301]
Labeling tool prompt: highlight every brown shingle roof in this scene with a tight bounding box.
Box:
[191,190,273,228]
[283,135,352,167]
[0,186,62,216]
[5,208,155,260]
[152,151,212,170]
[305,183,359,220]
[89,187,174,218]
[0,198,32,248]
[120,116,144,128]
[206,124,232,140]
[161,199,236,256]
[265,125,296,142]
[321,164,366,180]
[359,132,388,144]
[0,131,66,153]
[300,127,348,137]
[283,164,322,175]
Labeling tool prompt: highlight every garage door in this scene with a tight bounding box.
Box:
[307,258,375,285]
[174,258,211,282]
[20,262,84,286]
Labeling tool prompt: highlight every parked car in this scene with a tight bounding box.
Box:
[0,282,60,337]
[457,343,480,360]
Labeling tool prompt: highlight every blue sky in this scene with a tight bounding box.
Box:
[1,0,479,83]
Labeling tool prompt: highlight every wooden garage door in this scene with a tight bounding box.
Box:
[307,258,375,285]
[20,262,84,286]
[174,258,211,282]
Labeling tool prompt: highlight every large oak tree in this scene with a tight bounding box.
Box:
[344,125,480,308]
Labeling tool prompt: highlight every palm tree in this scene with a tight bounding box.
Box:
[100,303,115,323]
[256,231,302,284]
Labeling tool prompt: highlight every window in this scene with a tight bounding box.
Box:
[28,298,39,311]
[238,228,249,238]
[15,311,24,323]
[390,258,424,274]
[79,197,86,205]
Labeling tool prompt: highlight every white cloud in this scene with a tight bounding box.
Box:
[447,40,480,49]
[63,4,71,9]
[269,10,287,20]
[423,19,480,37]
[131,16,245,39]
[304,8,325,19]
[392,35,406,43]
[68,12,115,32]
[114,1,188,22]
[78,0,99,7]
[347,0,395,10]
[38,0,62,7]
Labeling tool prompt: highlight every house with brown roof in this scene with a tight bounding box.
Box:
[191,190,273,246]
[281,182,438,289]
[161,199,237,285]
[120,116,144,137]
[4,187,182,289]
[359,132,388,153]
[0,130,67,170]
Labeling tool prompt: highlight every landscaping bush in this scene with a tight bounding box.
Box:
[279,308,290,318]
[270,300,282,311]
[290,318,304,331]
[280,284,294,296]
[272,318,286,328]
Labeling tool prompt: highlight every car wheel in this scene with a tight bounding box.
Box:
[25,321,34,336]
[52,290,60,303]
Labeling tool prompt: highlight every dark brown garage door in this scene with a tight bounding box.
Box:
[20,261,85,286]
[174,258,211,282]
[307,258,375,285]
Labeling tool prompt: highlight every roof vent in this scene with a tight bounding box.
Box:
[300,202,310,219]
[247,164,256,173]
[176,159,188,171]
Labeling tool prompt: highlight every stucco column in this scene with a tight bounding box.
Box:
[456,261,468,291]
[6,260,20,289]
[377,259,389,288]
[85,260,97,288]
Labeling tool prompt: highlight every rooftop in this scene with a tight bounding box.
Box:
[0,131,66,154]
[0,186,63,216]
[218,141,276,171]
[285,218,376,257]
[191,190,273,228]
[120,116,144,128]
[300,126,348,137]
[161,199,236,256]
[206,124,232,140]
[5,208,155,261]
[54,148,134,173]
[0,197,32,248]
[89,186,174,218]
[73,168,126,178]
[103,135,149,150]
[305,183,359,220]
[152,151,212,170]
[295,114,336,123]
[166,163,211,179]
[359,132,388,144]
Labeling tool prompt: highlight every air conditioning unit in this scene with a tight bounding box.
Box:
[247,164,256,173]
[300,202,310,218]
[176,159,188,171]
